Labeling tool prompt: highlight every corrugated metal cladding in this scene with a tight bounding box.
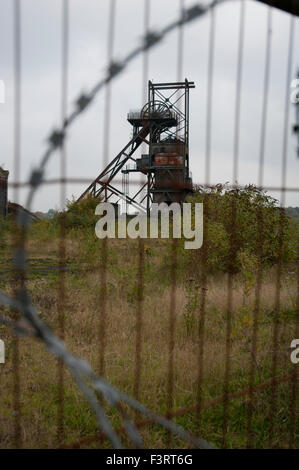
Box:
[0,168,9,217]
[152,142,185,155]
[155,154,184,166]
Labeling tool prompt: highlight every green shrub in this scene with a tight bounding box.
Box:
[28,218,59,241]
[182,184,296,274]
[62,194,101,230]
[0,216,11,252]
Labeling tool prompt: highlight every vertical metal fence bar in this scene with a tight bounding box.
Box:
[177,0,185,83]
[257,8,272,189]
[247,7,272,448]
[142,0,151,106]
[165,0,185,446]
[232,0,245,184]
[222,202,236,449]
[139,0,151,214]
[134,0,151,407]
[57,0,69,446]
[12,0,22,449]
[197,3,216,430]
[289,25,299,438]
[134,238,144,403]
[222,0,246,448]
[166,238,178,444]
[289,240,299,448]
[196,195,208,424]
[102,0,116,172]
[269,14,295,447]
[99,236,108,377]
[205,4,216,186]
[280,16,296,372]
[99,0,116,377]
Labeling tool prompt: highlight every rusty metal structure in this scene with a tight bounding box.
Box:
[78,80,195,215]
[0,167,9,217]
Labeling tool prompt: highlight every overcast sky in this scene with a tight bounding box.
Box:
[0,0,298,212]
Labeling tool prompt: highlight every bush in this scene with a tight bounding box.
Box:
[62,194,101,230]
[28,217,59,241]
[182,184,296,274]
[27,195,101,240]
[0,215,11,252]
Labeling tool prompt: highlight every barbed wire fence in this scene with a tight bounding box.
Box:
[0,0,298,449]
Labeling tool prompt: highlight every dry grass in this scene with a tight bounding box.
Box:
[0,234,298,448]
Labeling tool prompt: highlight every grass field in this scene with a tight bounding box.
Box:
[0,220,298,448]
